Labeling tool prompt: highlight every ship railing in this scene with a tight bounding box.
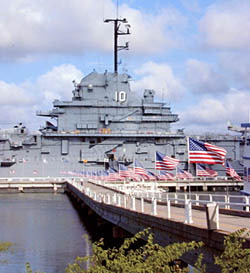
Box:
[0,177,68,183]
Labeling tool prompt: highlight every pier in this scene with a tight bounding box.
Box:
[0,177,249,272]
[67,179,249,273]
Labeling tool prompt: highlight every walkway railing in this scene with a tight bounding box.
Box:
[87,178,249,212]
[133,191,250,212]
[69,180,225,230]
[0,177,248,231]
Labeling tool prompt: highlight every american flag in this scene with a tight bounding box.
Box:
[155,151,180,170]
[147,171,158,181]
[119,164,130,178]
[91,171,97,180]
[176,167,193,179]
[205,167,218,177]
[243,167,250,182]
[128,167,141,181]
[101,170,109,180]
[134,160,149,179]
[87,171,92,178]
[188,137,227,165]
[225,160,241,181]
[158,170,175,181]
[107,168,121,181]
[96,170,103,179]
[196,164,216,177]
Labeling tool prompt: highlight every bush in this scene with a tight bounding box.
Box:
[65,228,205,273]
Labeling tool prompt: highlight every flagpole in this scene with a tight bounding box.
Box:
[187,136,190,172]
[155,151,160,176]
[186,136,192,198]
[133,156,135,185]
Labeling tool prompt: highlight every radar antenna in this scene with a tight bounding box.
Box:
[104,17,130,73]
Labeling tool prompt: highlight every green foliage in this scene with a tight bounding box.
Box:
[25,263,33,273]
[0,241,13,264]
[25,262,45,273]
[214,228,250,273]
[2,228,250,273]
[65,228,204,273]
[0,242,12,253]
[193,253,206,273]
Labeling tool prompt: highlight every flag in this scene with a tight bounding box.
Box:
[128,167,141,181]
[188,137,227,165]
[155,151,180,170]
[87,171,92,178]
[119,164,130,178]
[225,160,241,181]
[147,171,158,181]
[158,170,175,181]
[243,167,250,182]
[134,160,149,179]
[176,167,193,179]
[205,167,218,177]
[100,170,109,180]
[196,164,215,177]
[107,168,121,181]
[96,170,102,180]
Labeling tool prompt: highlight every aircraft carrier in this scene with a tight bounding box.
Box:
[0,18,243,178]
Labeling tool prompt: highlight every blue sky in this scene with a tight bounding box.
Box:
[0,0,250,134]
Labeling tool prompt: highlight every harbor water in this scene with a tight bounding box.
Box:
[0,190,244,273]
[0,193,92,273]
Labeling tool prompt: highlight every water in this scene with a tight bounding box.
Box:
[0,190,245,272]
[0,193,91,273]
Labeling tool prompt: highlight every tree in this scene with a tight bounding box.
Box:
[214,228,250,273]
[0,241,13,266]
[2,227,250,273]
[65,228,205,273]
[0,242,12,253]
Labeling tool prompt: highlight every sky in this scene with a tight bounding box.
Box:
[0,0,250,135]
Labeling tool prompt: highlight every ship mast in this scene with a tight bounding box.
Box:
[104,18,130,73]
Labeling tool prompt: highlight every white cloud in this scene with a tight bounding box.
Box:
[0,64,83,129]
[0,0,113,59]
[0,0,187,61]
[176,88,250,133]
[219,53,250,89]
[199,0,250,51]
[37,64,83,102]
[121,5,187,54]
[0,81,35,105]
[131,61,185,101]
[185,59,228,94]
[0,80,39,126]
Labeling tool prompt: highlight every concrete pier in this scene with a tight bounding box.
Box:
[66,180,250,273]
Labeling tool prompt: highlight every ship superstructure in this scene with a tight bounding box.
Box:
[0,69,188,177]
